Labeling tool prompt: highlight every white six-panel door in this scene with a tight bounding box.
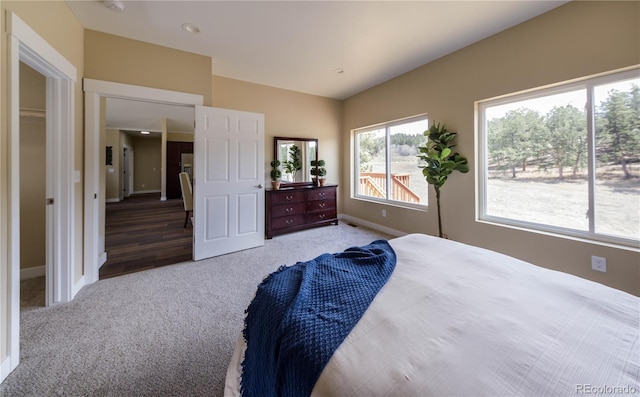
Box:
[193,106,265,260]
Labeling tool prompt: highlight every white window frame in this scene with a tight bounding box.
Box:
[477,66,640,249]
[352,114,428,210]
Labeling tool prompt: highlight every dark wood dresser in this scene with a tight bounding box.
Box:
[266,184,338,238]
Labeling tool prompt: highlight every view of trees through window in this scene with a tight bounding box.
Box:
[356,118,428,205]
[483,73,639,242]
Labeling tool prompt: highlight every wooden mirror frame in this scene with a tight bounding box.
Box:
[273,136,318,187]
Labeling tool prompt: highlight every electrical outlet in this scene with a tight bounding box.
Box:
[382,209,387,217]
[591,256,607,272]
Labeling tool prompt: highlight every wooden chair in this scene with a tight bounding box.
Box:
[179,172,193,228]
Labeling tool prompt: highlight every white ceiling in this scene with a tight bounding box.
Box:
[69,0,568,132]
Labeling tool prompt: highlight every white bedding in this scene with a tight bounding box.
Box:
[225,233,640,396]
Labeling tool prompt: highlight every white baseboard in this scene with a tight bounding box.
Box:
[98,251,107,268]
[133,189,161,194]
[160,196,167,201]
[20,265,45,280]
[106,198,120,203]
[1,356,10,384]
[72,275,85,298]
[338,214,407,237]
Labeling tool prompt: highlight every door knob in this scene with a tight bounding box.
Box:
[256,184,264,189]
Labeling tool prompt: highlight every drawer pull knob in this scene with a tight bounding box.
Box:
[319,214,326,219]
[319,203,326,208]
[285,207,293,213]
[286,219,294,225]
[319,192,326,197]
[285,195,293,201]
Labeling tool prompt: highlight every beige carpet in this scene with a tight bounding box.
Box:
[1,223,391,396]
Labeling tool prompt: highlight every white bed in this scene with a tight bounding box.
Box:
[225,233,639,396]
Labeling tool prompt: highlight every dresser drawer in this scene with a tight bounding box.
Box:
[305,209,337,224]
[269,190,306,205]
[305,187,336,201]
[266,185,338,238]
[271,215,306,230]
[271,203,307,218]
[306,199,335,213]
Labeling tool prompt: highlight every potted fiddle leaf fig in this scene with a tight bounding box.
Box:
[310,159,327,186]
[270,159,282,189]
[417,122,469,238]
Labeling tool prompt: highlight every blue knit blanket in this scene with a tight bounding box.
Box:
[240,240,396,397]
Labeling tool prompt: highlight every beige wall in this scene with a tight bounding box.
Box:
[19,62,45,109]
[342,1,640,295]
[19,117,46,271]
[1,0,84,374]
[212,76,343,199]
[167,132,194,143]
[19,62,46,272]
[131,136,162,193]
[85,29,212,106]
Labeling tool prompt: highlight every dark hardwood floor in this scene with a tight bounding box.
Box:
[100,193,192,279]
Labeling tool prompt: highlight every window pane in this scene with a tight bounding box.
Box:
[389,120,428,204]
[594,78,640,240]
[278,142,295,183]
[485,89,589,230]
[305,141,317,182]
[357,128,386,199]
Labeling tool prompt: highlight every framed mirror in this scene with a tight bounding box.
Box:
[274,136,318,186]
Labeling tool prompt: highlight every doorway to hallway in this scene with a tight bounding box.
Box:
[100,194,192,279]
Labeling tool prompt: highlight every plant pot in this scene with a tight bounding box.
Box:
[271,180,281,190]
[319,178,326,186]
[312,177,318,186]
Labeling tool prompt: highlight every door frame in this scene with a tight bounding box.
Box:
[83,79,203,285]
[3,11,76,381]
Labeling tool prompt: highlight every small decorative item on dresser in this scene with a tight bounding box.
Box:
[270,159,282,190]
[310,159,327,186]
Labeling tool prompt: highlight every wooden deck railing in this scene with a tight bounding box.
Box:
[359,172,421,203]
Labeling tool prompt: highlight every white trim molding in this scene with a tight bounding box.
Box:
[83,78,203,286]
[133,189,162,195]
[83,79,202,106]
[98,252,107,268]
[72,275,86,297]
[6,12,77,81]
[0,357,11,384]
[4,11,78,383]
[21,266,46,280]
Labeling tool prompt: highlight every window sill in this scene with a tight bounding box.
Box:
[351,195,428,212]
[477,217,640,253]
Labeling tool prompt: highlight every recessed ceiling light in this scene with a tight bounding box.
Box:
[101,0,125,12]
[182,23,201,34]
[334,68,345,74]
[140,131,150,135]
